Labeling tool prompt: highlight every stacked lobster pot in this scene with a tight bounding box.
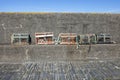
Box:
[97,33,113,44]
[57,33,77,45]
[11,33,31,45]
[78,34,97,44]
[35,32,54,45]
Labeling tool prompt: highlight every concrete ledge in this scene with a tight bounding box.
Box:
[0,44,120,62]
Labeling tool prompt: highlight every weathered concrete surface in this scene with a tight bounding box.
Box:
[0,60,120,80]
[0,13,120,44]
[0,44,120,62]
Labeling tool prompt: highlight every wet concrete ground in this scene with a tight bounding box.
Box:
[0,60,120,80]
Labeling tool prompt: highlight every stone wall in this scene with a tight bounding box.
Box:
[0,12,120,44]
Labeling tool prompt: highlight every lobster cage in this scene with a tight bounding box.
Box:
[97,33,112,44]
[78,34,97,44]
[58,33,77,45]
[35,32,54,45]
[11,33,31,45]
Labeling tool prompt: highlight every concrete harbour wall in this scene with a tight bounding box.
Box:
[0,44,120,62]
[0,12,120,44]
[0,13,120,62]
